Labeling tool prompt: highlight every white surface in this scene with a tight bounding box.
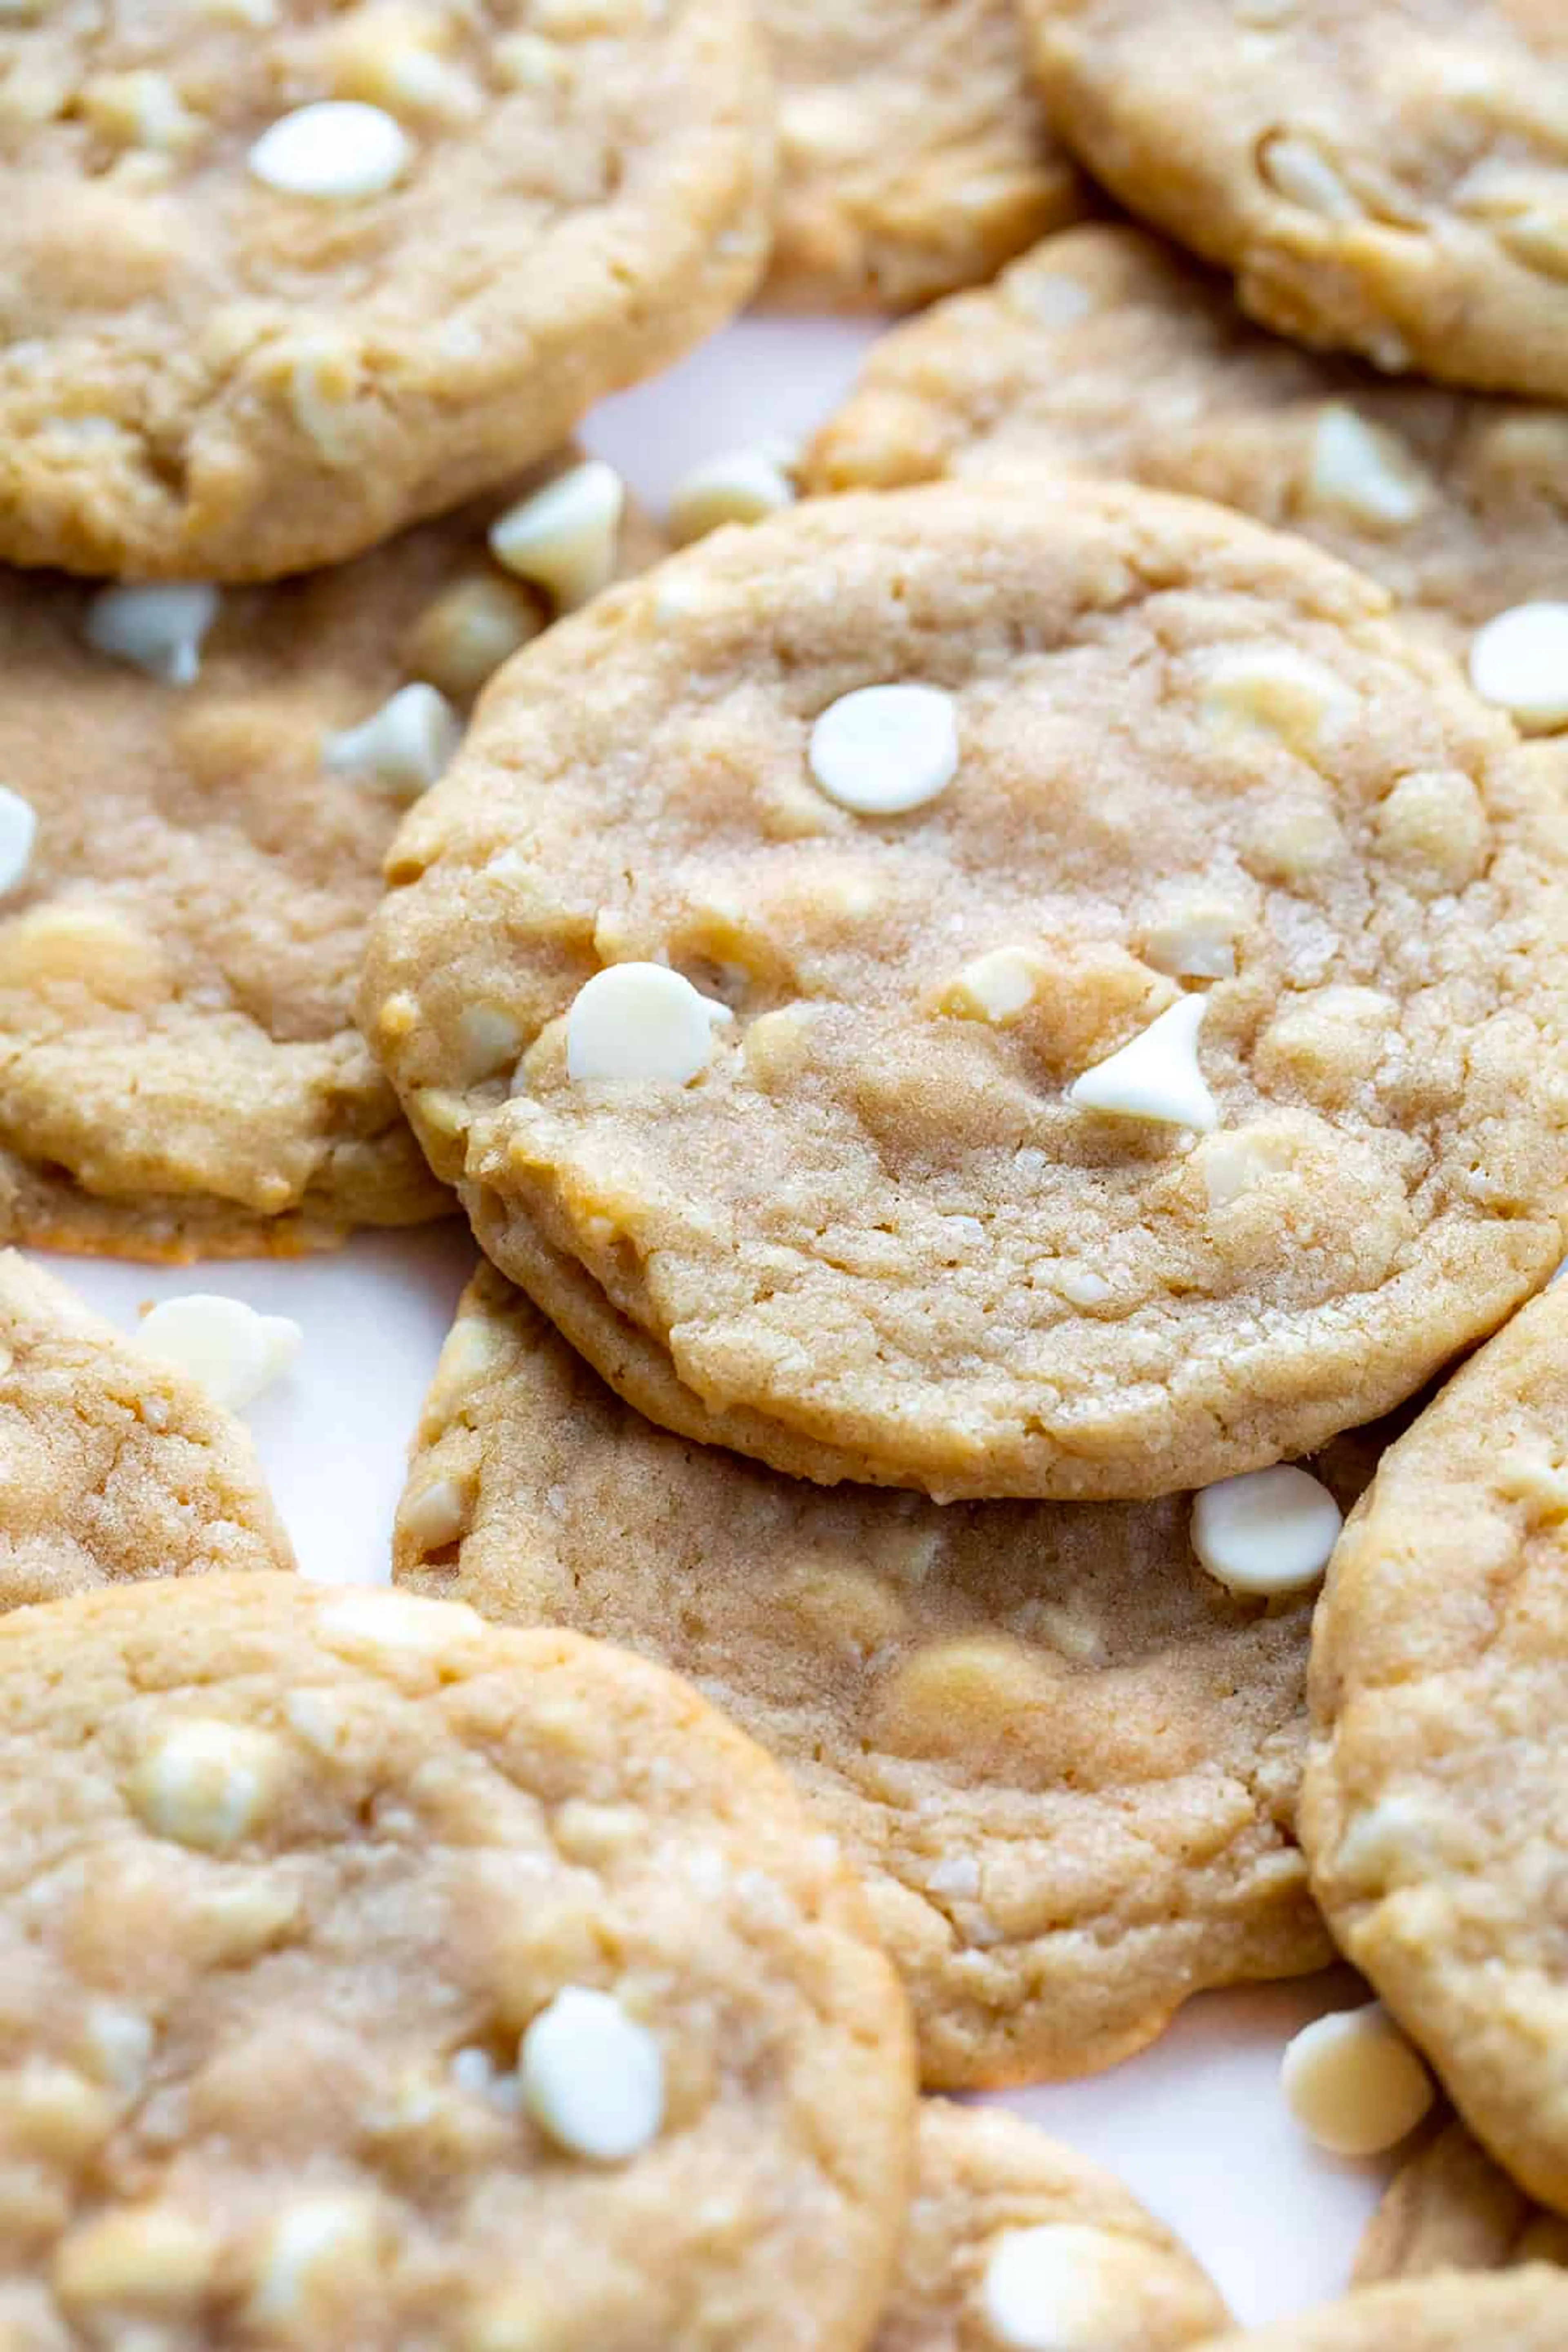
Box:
[27,310,1397,2333]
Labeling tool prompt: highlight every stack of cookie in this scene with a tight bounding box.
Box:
[6,0,1568,2345]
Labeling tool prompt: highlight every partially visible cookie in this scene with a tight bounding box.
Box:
[877,2102,1228,2349]
[1019,0,1568,401]
[394,1266,1357,2087]
[0,459,659,1261]
[0,1576,916,2352]
[1197,2268,1568,2350]
[1303,1283,1568,2214]
[365,481,1568,1501]
[807,222,1568,682]
[1354,2115,1568,2286]
[0,1251,292,1612]
[0,0,770,579]
[762,0,1085,310]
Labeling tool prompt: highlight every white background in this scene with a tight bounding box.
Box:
[38,314,1401,2332]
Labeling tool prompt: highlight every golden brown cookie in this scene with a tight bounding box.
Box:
[761,0,1085,311]
[0,461,662,1261]
[392,1265,1365,2086]
[876,2103,1228,2349]
[0,1575,916,2352]
[364,481,1568,1501]
[808,222,1568,684]
[0,0,770,579]
[1018,1,1568,401]
[0,1250,292,1612]
[1354,2114,1568,2286]
[1303,1283,1568,2215]
[1196,2267,1568,2350]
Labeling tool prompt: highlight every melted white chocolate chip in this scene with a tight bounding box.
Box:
[248,101,412,198]
[981,2223,1149,2350]
[1191,1464,1343,1596]
[489,461,625,610]
[129,1719,287,1852]
[1307,405,1428,528]
[133,1295,301,1412]
[808,684,959,816]
[668,446,797,545]
[1468,602,1568,731]
[84,583,218,686]
[519,1986,664,2163]
[566,963,728,1085]
[1282,2002,1434,2156]
[1068,996,1218,1131]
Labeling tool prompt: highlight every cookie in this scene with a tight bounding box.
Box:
[0,460,661,1261]
[1018,2,1568,402]
[363,481,1568,1501]
[0,1251,292,1613]
[762,0,1085,311]
[1354,2114,1568,2286]
[808,222,1568,689]
[0,0,769,579]
[875,2102,1227,2349]
[392,1265,1361,2086]
[1303,1282,1568,2215]
[1197,2268,1568,2350]
[0,1575,915,2352]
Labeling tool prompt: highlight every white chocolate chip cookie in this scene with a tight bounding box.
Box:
[875,2103,1227,2349]
[0,460,659,1261]
[390,1267,1383,2087]
[0,1250,292,1612]
[0,0,770,577]
[0,1576,916,2352]
[760,0,1086,311]
[1303,1283,1568,2213]
[809,223,1568,695]
[364,482,1568,1501]
[1196,2269,1568,2350]
[1354,2114,1568,2285]
[1017,1,1568,401]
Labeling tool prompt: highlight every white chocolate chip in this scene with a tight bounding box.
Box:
[321,683,461,799]
[1009,269,1094,329]
[943,946,1042,1023]
[668,448,796,546]
[0,788,36,896]
[489,461,625,610]
[399,1475,469,1550]
[246,2192,383,2330]
[1468,602,1568,732]
[1191,1464,1342,1596]
[1203,644,1353,757]
[129,1719,286,1852]
[82,2005,153,2099]
[1258,131,1359,219]
[134,1294,301,1412]
[84,584,218,687]
[457,1002,524,1080]
[1142,902,1240,982]
[317,1587,482,1659]
[404,575,539,701]
[248,102,411,199]
[1196,1126,1296,1211]
[520,1987,664,2163]
[54,2207,220,2314]
[81,69,201,154]
[1333,1793,1446,1893]
[1067,996,1218,1131]
[981,2223,1144,2350]
[1281,2003,1434,2156]
[565,963,724,1085]
[808,684,959,816]
[1307,405,1428,528]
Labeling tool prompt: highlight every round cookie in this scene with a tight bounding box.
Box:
[875,2103,1228,2349]
[0,1250,292,1611]
[1354,2115,1568,2285]
[762,0,1085,311]
[0,460,660,1261]
[0,0,769,580]
[1303,1282,1568,2215]
[364,481,1568,1502]
[808,221,1568,683]
[1018,2,1568,402]
[393,1265,1363,2087]
[0,1575,915,2352]
[1197,2269,1568,2350]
